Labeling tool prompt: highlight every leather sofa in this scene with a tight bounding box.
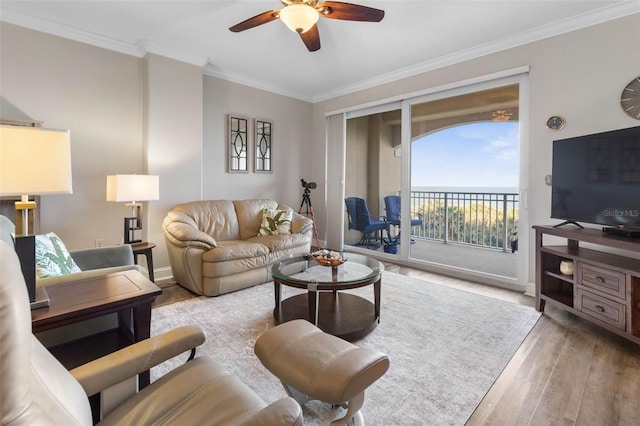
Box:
[162,199,313,296]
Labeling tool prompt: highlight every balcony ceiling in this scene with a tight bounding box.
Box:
[1,1,637,102]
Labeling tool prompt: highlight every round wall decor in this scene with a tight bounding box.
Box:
[546,115,565,130]
[621,76,640,120]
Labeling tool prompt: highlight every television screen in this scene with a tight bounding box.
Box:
[551,126,640,231]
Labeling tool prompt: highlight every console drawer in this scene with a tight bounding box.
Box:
[577,263,626,300]
[575,287,626,330]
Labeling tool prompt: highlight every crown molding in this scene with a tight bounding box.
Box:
[0,9,141,57]
[2,2,638,103]
[311,2,640,102]
[1,10,211,67]
[202,64,313,102]
[137,40,210,68]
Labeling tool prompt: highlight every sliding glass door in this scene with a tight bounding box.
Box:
[337,72,528,290]
[408,84,520,279]
[343,104,402,257]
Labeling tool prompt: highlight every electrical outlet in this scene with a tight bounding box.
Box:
[95,239,104,248]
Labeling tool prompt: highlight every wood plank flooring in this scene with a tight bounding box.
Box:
[153,261,640,425]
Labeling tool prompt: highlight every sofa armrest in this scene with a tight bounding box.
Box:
[238,397,303,426]
[70,245,134,270]
[289,211,313,235]
[162,215,217,250]
[70,325,206,397]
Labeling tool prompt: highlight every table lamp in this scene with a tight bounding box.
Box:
[0,125,73,309]
[106,174,159,245]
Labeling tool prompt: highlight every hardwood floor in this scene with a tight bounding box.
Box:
[466,304,640,425]
[153,262,640,425]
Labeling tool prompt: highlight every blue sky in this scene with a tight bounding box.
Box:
[411,122,520,189]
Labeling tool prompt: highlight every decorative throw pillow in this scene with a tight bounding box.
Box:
[35,232,82,279]
[258,208,293,236]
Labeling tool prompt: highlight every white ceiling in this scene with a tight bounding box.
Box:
[1,1,638,102]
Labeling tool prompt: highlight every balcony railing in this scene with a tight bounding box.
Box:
[408,190,519,252]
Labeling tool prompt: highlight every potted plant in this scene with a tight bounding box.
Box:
[382,233,400,254]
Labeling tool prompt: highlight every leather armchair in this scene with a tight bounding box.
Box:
[0,241,303,425]
[0,214,141,287]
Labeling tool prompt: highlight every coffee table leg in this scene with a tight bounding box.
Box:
[308,282,318,326]
[273,279,281,308]
[374,277,381,323]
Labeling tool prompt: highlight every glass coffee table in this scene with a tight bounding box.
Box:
[270,252,384,341]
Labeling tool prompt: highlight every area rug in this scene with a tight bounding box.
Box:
[150,272,540,425]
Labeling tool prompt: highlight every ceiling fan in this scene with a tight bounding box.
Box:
[229,0,385,52]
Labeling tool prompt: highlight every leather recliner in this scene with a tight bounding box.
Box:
[0,241,303,425]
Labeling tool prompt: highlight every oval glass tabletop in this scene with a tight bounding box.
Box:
[271,252,384,287]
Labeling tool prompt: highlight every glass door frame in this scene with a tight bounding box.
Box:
[401,74,529,290]
[327,67,530,291]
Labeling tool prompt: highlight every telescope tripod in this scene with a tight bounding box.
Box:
[299,188,321,250]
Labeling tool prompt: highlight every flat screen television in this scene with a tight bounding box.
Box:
[551,125,640,236]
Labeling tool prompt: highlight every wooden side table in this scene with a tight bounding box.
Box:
[32,270,162,387]
[132,242,156,282]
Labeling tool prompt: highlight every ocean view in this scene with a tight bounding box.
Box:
[412,122,519,191]
[412,186,518,194]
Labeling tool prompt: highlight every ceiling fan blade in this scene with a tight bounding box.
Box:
[229,10,280,32]
[300,24,321,52]
[318,1,384,22]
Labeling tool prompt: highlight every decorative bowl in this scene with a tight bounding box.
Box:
[308,249,347,267]
[559,260,574,276]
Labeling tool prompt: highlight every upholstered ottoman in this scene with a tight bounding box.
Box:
[254,319,389,425]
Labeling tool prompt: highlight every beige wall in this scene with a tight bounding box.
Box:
[0,22,314,281]
[0,22,143,250]
[312,13,640,287]
[202,76,313,210]
[144,54,204,274]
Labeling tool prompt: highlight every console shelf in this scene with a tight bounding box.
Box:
[534,225,640,345]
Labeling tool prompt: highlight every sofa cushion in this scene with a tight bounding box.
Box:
[234,199,278,240]
[258,208,293,236]
[35,232,82,279]
[202,250,274,278]
[203,241,270,262]
[247,234,311,252]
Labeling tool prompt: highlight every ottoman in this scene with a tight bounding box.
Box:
[254,319,389,425]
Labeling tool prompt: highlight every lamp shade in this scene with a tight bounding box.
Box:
[106,174,159,202]
[279,4,319,33]
[0,125,73,196]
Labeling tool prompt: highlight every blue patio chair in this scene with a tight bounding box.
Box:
[384,195,423,243]
[345,197,389,248]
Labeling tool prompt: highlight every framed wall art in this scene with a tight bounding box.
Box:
[255,119,272,173]
[228,114,249,173]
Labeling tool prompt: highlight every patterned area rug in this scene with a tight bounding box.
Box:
[151,271,540,425]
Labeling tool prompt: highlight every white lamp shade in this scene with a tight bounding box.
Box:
[106,174,159,202]
[0,125,73,196]
[279,4,319,33]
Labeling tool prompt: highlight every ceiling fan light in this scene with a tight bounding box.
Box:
[280,4,319,33]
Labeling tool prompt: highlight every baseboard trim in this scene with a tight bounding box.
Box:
[151,266,174,285]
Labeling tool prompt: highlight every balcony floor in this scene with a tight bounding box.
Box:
[355,237,519,279]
